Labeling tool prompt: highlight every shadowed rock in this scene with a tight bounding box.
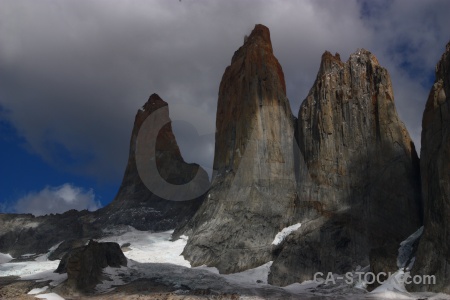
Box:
[178,24,298,273]
[411,41,450,293]
[270,49,422,286]
[96,93,209,231]
[0,210,101,258]
[55,240,127,293]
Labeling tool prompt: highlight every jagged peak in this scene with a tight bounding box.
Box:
[436,40,450,77]
[351,48,372,57]
[319,48,382,75]
[349,48,380,66]
[140,93,168,114]
[232,24,273,63]
[322,51,342,62]
[319,51,344,73]
[244,24,271,47]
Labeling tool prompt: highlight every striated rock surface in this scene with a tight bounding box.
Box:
[411,42,450,293]
[96,93,209,231]
[0,210,101,258]
[178,24,298,273]
[270,49,422,286]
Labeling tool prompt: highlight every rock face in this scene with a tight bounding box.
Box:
[0,94,209,258]
[269,50,423,285]
[411,42,450,293]
[179,24,298,273]
[0,210,101,258]
[97,93,209,231]
[56,240,127,292]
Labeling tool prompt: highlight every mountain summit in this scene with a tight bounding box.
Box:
[97,93,209,231]
[178,24,298,273]
[270,48,422,285]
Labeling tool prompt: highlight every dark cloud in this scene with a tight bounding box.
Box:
[0,0,449,183]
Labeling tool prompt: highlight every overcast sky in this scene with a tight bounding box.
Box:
[1,0,449,214]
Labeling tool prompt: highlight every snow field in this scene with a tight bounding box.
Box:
[1,226,450,299]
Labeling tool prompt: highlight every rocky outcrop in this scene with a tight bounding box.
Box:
[178,24,298,273]
[55,240,127,293]
[411,42,450,293]
[96,93,209,231]
[269,49,423,286]
[0,210,101,258]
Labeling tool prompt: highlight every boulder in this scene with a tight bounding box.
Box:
[55,240,127,293]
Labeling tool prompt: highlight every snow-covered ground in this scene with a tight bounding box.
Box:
[0,252,12,264]
[99,227,190,267]
[0,259,61,280]
[1,225,450,300]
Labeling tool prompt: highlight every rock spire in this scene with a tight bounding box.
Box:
[179,24,298,273]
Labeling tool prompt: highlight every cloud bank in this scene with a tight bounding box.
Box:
[14,183,101,216]
[0,0,449,183]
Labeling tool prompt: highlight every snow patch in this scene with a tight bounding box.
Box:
[272,223,301,245]
[0,259,66,287]
[369,270,412,299]
[282,280,322,293]
[27,286,49,294]
[35,241,64,262]
[397,226,423,270]
[35,293,66,300]
[0,260,59,277]
[99,227,190,267]
[0,252,13,264]
[224,261,272,284]
[21,253,36,258]
[96,265,129,293]
[193,265,220,274]
[21,269,67,287]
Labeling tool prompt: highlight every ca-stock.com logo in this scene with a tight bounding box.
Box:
[313,270,436,286]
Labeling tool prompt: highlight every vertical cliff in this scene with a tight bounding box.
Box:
[412,42,450,293]
[97,93,209,231]
[269,49,422,285]
[179,24,298,273]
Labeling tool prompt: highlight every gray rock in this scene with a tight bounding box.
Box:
[55,240,127,293]
[0,210,101,258]
[270,49,422,286]
[96,93,209,231]
[48,238,90,261]
[178,24,298,273]
[411,41,450,293]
